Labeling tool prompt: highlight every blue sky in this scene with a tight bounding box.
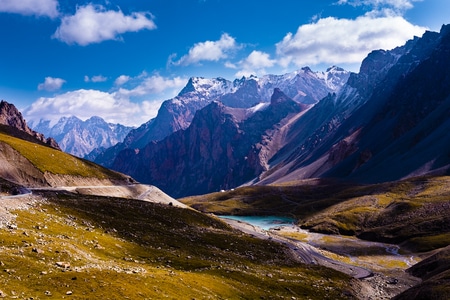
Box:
[0,0,448,126]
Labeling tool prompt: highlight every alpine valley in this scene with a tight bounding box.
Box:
[0,25,448,299]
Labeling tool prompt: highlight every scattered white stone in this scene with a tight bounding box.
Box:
[56,262,71,269]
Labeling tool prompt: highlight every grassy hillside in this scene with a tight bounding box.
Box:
[180,179,369,217]
[0,130,125,181]
[0,191,356,299]
[181,176,450,252]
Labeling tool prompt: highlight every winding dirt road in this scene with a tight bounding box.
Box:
[222,218,373,279]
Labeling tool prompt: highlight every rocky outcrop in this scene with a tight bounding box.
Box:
[0,100,60,150]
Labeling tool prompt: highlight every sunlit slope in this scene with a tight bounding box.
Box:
[0,129,130,187]
[0,191,356,299]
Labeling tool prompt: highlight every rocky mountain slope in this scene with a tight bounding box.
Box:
[93,67,350,167]
[0,100,60,150]
[113,89,307,197]
[0,101,133,188]
[30,116,133,158]
[259,25,450,185]
[110,25,450,198]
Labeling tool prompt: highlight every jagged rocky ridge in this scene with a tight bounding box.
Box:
[30,116,133,158]
[112,25,450,198]
[0,100,60,150]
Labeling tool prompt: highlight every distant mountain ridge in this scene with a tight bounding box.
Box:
[30,116,133,158]
[92,66,350,167]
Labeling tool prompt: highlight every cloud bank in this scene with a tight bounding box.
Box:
[37,77,66,91]
[275,15,426,68]
[25,89,142,126]
[169,0,426,76]
[0,0,59,18]
[53,4,156,45]
[170,33,239,66]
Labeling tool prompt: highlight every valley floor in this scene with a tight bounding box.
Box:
[0,186,438,299]
[223,218,422,299]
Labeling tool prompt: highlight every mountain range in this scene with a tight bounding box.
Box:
[29,116,133,158]
[106,25,450,198]
[92,66,350,167]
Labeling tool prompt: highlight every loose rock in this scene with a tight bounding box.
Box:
[56,262,71,269]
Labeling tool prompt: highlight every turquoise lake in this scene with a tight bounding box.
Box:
[219,215,296,230]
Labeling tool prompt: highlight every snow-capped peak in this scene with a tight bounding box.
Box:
[178,76,237,98]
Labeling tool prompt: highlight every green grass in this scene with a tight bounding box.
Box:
[181,179,371,219]
[0,191,356,299]
[403,233,450,252]
[0,132,125,180]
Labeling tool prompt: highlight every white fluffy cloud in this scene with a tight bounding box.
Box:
[0,0,59,18]
[53,4,156,46]
[37,77,66,91]
[116,74,187,98]
[276,15,426,68]
[234,50,276,78]
[170,33,238,66]
[114,75,131,86]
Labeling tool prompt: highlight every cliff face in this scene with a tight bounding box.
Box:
[0,100,60,150]
[113,25,450,197]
